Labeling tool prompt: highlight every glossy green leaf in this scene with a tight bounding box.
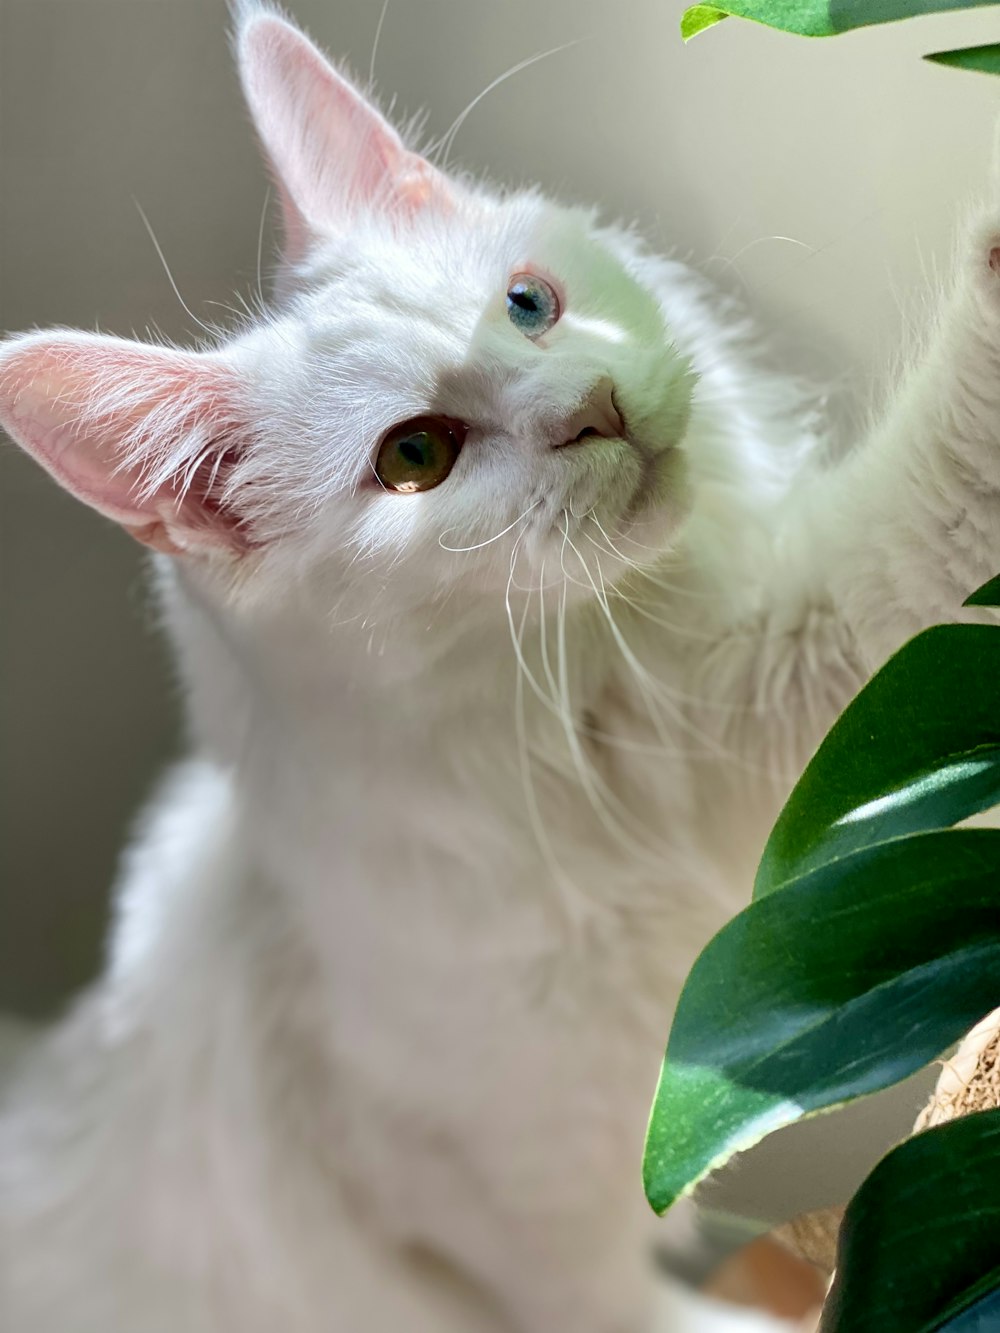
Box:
[821,1111,1000,1332]
[642,830,1000,1214]
[964,572,1000,606]
[755,625,1000,897]
[680,0,1000,40]
[925,43,1000,74]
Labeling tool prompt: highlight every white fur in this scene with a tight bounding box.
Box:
[3,6,1000,1331]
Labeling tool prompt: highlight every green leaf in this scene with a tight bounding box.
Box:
[679,0,1000,39]
[642,830,1000,1214]
[925,43,1000,75]
[681,5,730,38]
[755,625,1000,897]
[964,572,1000,606]
[821,1112,1000,1332]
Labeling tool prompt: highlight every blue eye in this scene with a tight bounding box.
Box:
[506,272,560,339]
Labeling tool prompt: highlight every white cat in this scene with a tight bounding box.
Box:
[1,4,996,1330]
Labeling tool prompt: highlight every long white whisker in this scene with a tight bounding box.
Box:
[507,540,590,931]
[256,186,271,310]
[552,573,666,868]
[592,544,771,765]
[709,233,814,275]
[438,499,541,553]
[586,512,715,602]
[368,0,390,87]
[564,518,726,758]
[558,511,594,593]
[582,563,679,749]
[537,559,558,702]
[132,198,217,339]
[582,531,725,645]
[431,41,582,167]
[504,530,558,712]
[584,511,651,572]
[499,540,686,760]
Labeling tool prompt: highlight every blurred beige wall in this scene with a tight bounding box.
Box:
[2,0,997,1212]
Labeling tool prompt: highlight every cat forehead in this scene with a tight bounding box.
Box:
[294,192,602,329]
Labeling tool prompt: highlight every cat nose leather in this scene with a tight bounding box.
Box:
[556,377,624,448]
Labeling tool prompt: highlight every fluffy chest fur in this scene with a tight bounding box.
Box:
[2,557,790,1333]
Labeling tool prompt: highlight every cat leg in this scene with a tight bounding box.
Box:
[816,210,1000,665]
[609,215,1000,1333]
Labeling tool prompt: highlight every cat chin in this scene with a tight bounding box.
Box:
[602,444,692,575]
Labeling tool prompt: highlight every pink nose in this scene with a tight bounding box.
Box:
[556,377,624,448]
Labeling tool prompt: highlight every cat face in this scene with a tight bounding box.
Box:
[240,194,695,610]
[0,6,695,624]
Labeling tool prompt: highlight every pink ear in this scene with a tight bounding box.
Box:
[237,12,450,259]
[0,333,252,557]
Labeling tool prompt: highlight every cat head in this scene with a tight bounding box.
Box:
[0,5,695,629]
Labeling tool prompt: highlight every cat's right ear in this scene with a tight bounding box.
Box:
[0,331,254,558]
[236,7,451,260]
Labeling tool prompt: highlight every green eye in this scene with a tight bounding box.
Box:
[374,416,465,493]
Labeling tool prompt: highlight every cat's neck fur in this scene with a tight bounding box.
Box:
[164,560,609,755]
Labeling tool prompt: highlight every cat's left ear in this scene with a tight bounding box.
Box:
[236,8,451,259]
